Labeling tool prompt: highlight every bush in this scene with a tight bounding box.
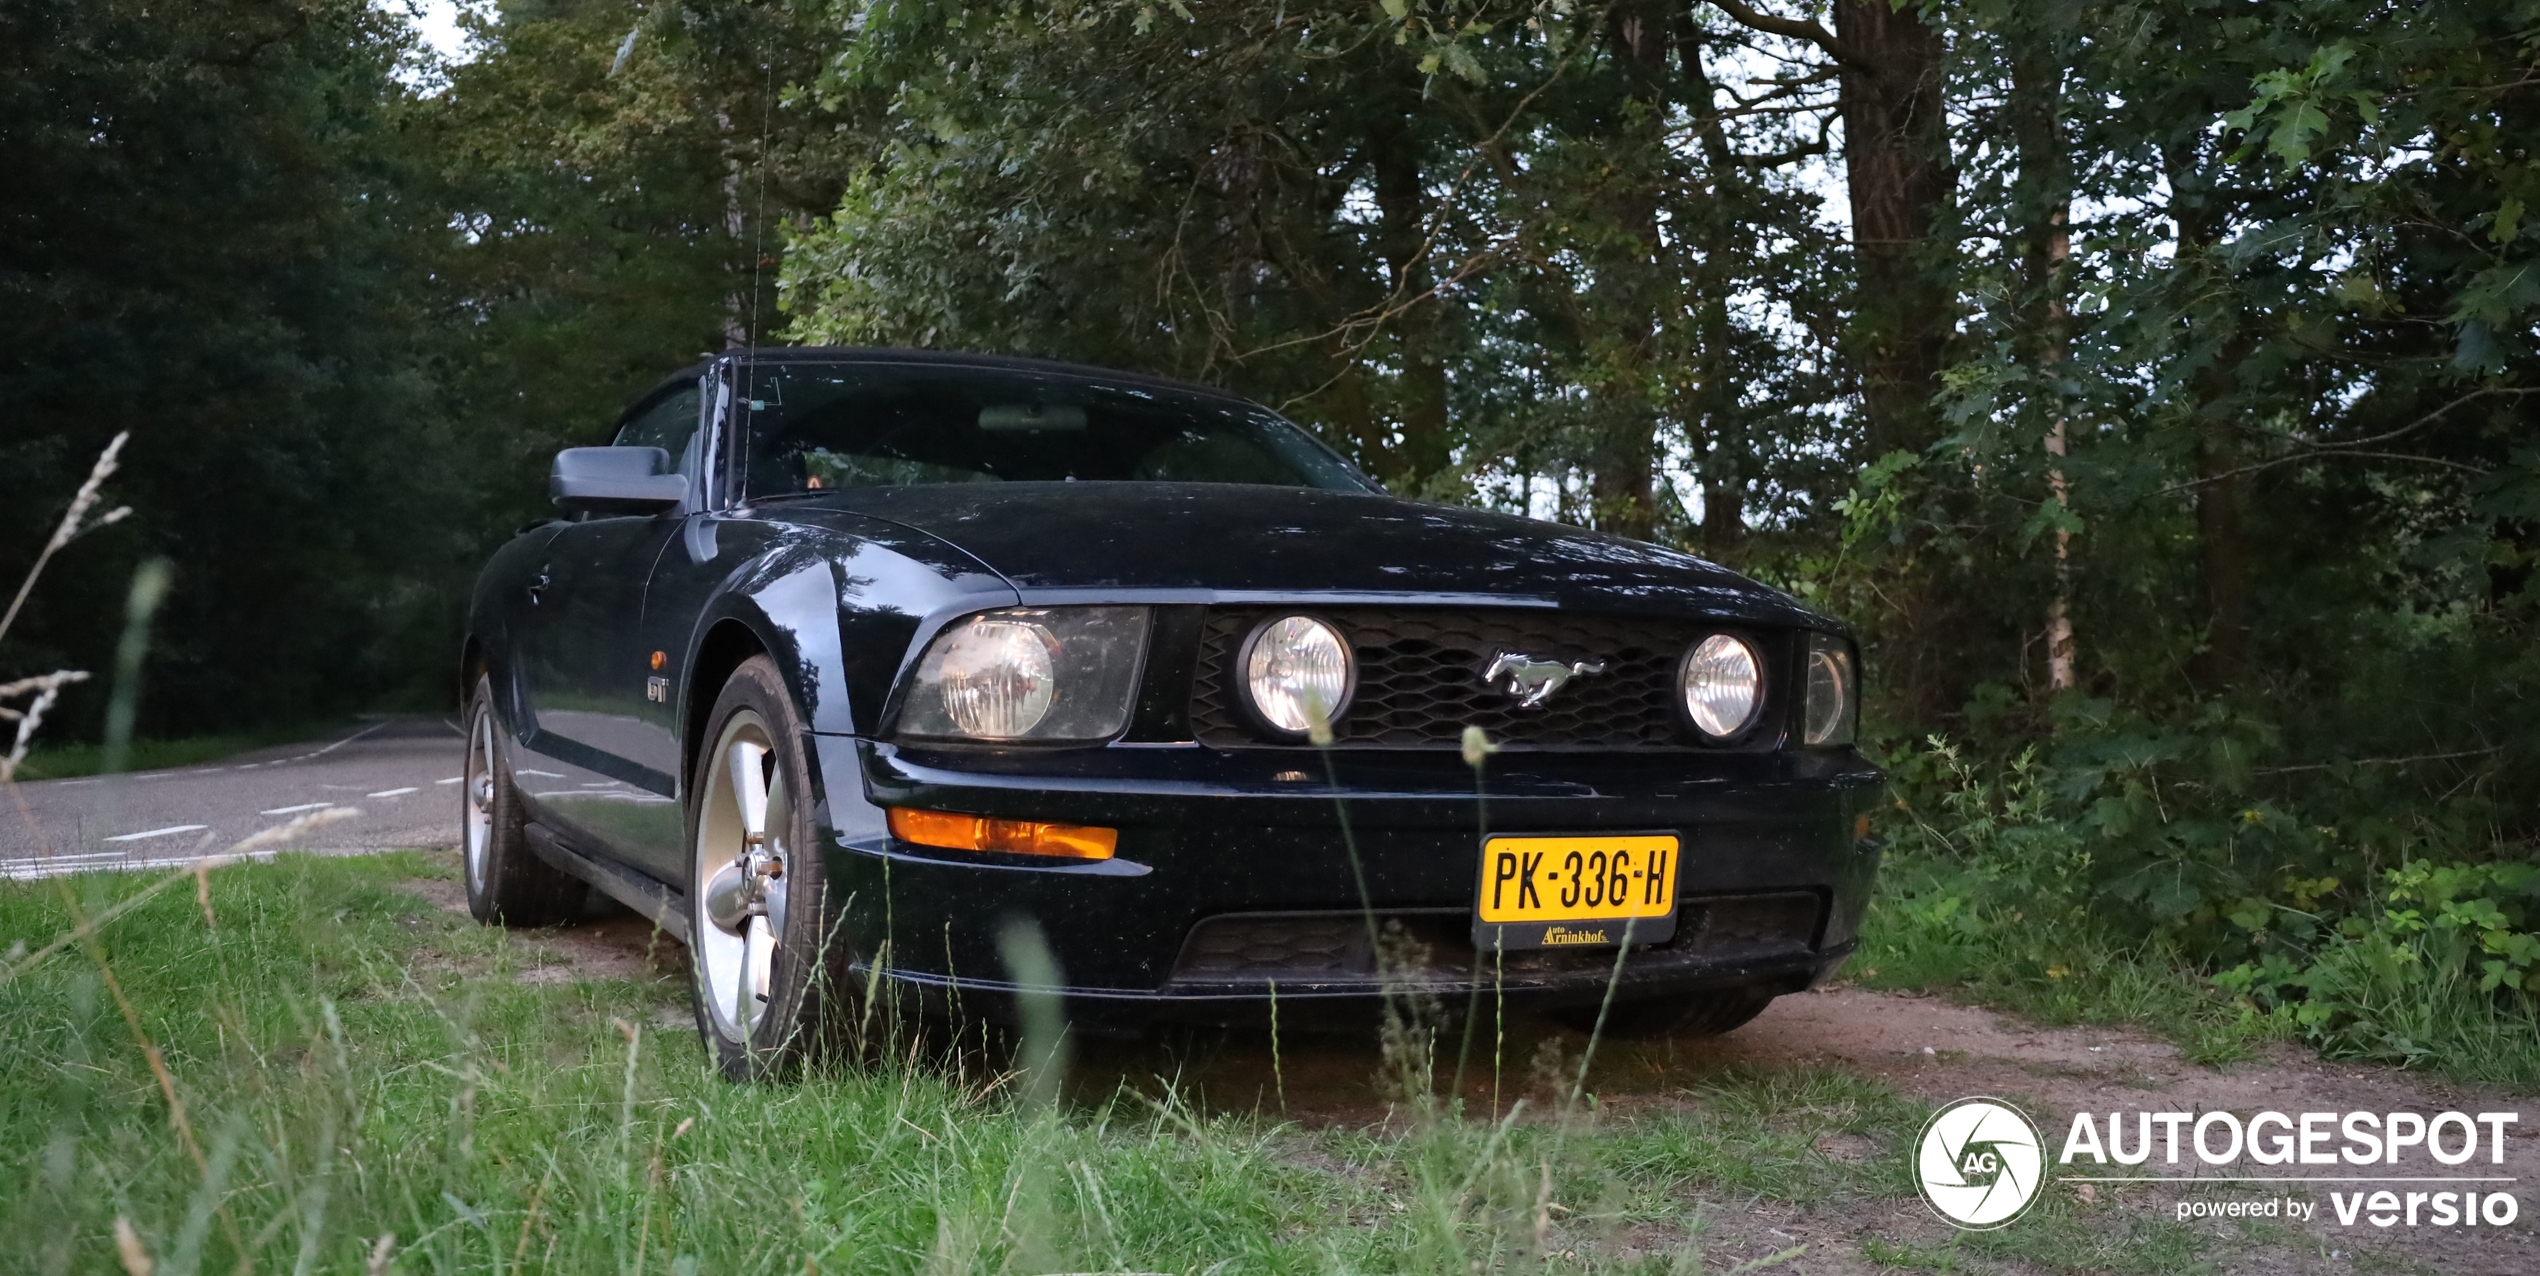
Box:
[1865,720,2540,1086]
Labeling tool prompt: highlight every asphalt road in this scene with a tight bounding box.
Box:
[0,717,465,879]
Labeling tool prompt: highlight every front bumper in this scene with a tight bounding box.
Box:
[810,736,1883,1031]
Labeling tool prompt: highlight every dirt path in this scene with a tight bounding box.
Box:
[1667,989,2534,1275]
[406,865,2535,1275]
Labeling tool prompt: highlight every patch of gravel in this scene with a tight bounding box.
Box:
[403,864,688,989]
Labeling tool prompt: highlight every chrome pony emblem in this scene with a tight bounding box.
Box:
[1482,651,1607,708]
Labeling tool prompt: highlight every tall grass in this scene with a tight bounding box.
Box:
[0,852,1964,1275]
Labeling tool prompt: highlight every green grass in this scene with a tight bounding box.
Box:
[0,853,2260,1275]
[9,720,351,780]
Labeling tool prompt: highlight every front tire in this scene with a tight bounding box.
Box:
[687,656,849,1082]
[461,675,583,926]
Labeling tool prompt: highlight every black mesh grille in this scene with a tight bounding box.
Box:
[1166,894,1824,987]
[1174,914,1369,979]
[1190,608,1777,750]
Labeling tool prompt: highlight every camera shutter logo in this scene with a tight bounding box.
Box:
[1915,1098,2046,1230]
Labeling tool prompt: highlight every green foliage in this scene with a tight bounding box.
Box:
[0,0,468,733]
[1857,740,2281,1067]
[2215,859,2540,1079]
[782,0,1849,524]
[1863,720,2540,1085]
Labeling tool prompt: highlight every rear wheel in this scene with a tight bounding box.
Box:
[461,675,583,926]
[687,656,850,1081]
[1550,988,1776,1040]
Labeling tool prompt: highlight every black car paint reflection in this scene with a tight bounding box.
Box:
[464,348,1881,1039]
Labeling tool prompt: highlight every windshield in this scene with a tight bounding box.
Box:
[733,363,1370,498]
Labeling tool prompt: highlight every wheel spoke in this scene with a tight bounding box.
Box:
[761,868,789,938]
[732,923,757,1035]
[761,770,790,934]
[743,918,774,1007]
[472,718,493,814]
[703,861,753,934]
[726,739,769,841]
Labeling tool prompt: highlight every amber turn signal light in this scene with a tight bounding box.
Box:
[886,807,1117,861]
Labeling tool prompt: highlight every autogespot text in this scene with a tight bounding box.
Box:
[2058,1109,2521,1230]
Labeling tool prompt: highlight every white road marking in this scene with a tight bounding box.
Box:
[275,720,391,765]
[517,769,565,778]
[435,776,464,785]
[366,787,418,798]
[103,824,209,843]
[261,802,332,815]
[3,846,322,881]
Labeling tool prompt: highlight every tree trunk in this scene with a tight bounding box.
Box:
[2165,140,2249,683]
[1706,1,1958,710]
[1585,0,1674,542]
[1367,107,1451,487]
[1677,20,1747,562]
[2012,21,2075,692]
[715,109,750,349]
[1831,0,1953,460]
[2194,425,2249,677]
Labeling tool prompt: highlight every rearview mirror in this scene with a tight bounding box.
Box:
[551,447,688,515]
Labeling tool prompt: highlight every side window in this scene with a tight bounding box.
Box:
[611,384,705,466]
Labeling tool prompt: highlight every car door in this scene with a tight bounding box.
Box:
[515,377,707,878]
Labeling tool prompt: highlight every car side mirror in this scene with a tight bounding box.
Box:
[551,446,689,515]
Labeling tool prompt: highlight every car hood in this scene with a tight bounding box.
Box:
[773,483,1830,626]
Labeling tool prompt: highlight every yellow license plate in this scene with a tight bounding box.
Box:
[1473,834,1680,950]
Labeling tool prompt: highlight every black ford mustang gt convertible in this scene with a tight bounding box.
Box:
[461,347,1882,1078]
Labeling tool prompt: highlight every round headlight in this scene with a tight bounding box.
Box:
[1680,633,1762,738]
[1241,615,1353,737]
[933,618,1058,738]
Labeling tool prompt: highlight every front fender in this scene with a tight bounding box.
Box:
[463,523,564,740]
[684,517,1015,742]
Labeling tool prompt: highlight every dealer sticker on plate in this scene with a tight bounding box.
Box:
[1472,833,1679,951]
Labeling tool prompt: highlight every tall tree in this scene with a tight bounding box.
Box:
[0,0,461,735]
[1709,0,1954,459]
[2008,2,2078,691]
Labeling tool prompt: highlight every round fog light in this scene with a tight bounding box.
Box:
[1242,615,1353,737]
[1680,633,1762,738]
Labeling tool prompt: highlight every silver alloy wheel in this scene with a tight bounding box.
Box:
[695,709,792,1043]
[464,703,496,888]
